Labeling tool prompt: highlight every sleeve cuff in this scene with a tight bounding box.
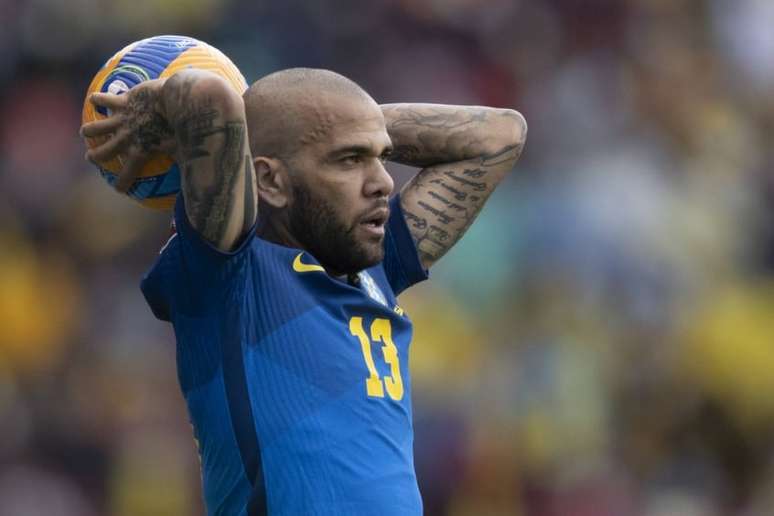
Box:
[387,193,429,290]
[174,193,257,263]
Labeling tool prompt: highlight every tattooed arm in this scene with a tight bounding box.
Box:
[162,70,256,251]
[82,70,257,252]
[381,104,526,269]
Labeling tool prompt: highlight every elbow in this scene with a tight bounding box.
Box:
[500,108,528,148]
[163,69,245,118]
[195,71,245,114]
[482,108,527,162]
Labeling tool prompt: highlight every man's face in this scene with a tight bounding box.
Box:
[284,94,394,276]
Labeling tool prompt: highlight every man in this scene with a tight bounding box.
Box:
[81,68,526,515]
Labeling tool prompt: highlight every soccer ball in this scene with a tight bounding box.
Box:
[82,35,248,210]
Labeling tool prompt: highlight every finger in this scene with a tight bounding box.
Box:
[84,150,98,167]
[89,92,128,110]
[115,151,145,193]
[86,127,131,163]
[80,116,123,138]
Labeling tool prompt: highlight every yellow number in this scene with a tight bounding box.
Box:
[349,317,384,397]
[349,317,404,401]
[370,319,404,401]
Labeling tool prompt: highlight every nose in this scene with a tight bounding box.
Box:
[364,158,394,199]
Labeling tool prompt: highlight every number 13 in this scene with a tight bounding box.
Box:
[349,317,404,401]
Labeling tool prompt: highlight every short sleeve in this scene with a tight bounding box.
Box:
[140,193,258,321]
[173,193,257,268]
[382,193,429,296]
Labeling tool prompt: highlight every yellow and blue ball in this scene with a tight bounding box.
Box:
[82,35,248,210]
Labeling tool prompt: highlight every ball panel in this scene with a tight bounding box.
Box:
[141,195,177,211]
[135,155,174,179]
[109,36,197,82]
[160,45,248,94]
[97,36,197,118]
[100,163,180,210]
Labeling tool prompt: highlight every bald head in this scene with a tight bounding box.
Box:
[243,68,374,159]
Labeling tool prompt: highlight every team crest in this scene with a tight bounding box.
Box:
[357,271,388,307]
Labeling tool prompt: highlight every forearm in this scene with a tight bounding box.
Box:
[380,103,526,168]
[388,103,526,269]
[162,70,256,250]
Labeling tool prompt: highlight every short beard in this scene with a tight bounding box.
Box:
[288,183,384,275]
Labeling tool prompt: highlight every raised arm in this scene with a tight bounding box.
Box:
[163,70,257,251]
[82,70,257,252]
[381,104,527,269]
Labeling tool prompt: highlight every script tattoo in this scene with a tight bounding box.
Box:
[404,211,428,230]
[443,171,487,191]
[430,179,468,201]
[385,104,526,266]
[417,201,455,225]
[462,168,487,178]
[427,191,468,215]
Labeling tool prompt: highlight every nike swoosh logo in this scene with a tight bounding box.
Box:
[292,252,325,273]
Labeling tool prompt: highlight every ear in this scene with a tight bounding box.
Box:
[254,157,289,208]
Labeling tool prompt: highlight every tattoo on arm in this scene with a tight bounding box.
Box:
[382,103,527,267]
[126,89,174,154]
[164,74,255,248]
[188,122,245,241]
[401,141,525,267]
[243,158,256,233]
[383,104,523,167]
[404,211,428,230]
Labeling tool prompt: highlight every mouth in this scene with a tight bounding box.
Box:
[359,208,389,237]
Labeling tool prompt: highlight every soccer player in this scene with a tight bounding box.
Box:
[81,68,526,515]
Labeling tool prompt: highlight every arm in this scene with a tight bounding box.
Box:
[381,103,527,269]
[163,70,257,251]
[82,70,257,252]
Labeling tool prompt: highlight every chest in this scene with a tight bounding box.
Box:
[242,262,414,406]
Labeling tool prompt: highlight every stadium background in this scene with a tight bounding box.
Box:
[2,0,774,514]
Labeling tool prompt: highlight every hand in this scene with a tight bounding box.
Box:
[80,79,175,192]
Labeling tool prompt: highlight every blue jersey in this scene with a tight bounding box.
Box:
[141,194,428,516]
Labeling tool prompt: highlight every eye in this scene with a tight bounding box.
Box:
[378,151,391,164]
[339,155,363,166]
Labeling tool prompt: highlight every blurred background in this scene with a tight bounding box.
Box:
[1,0,774,514]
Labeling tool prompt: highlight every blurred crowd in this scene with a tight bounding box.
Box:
[1,0,774,514]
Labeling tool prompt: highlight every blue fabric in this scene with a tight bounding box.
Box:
[141,193,427,515]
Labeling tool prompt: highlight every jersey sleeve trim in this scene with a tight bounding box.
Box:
[174,193,257,262]
[385,193,429,295]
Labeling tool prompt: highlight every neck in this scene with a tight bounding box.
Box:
[256,213,299,249]
[256,216,348,277]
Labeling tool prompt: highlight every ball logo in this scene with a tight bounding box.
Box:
[107,79,129,95]
[358,271,388,307]
[174,38,197,48]
[110,64,151,84]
